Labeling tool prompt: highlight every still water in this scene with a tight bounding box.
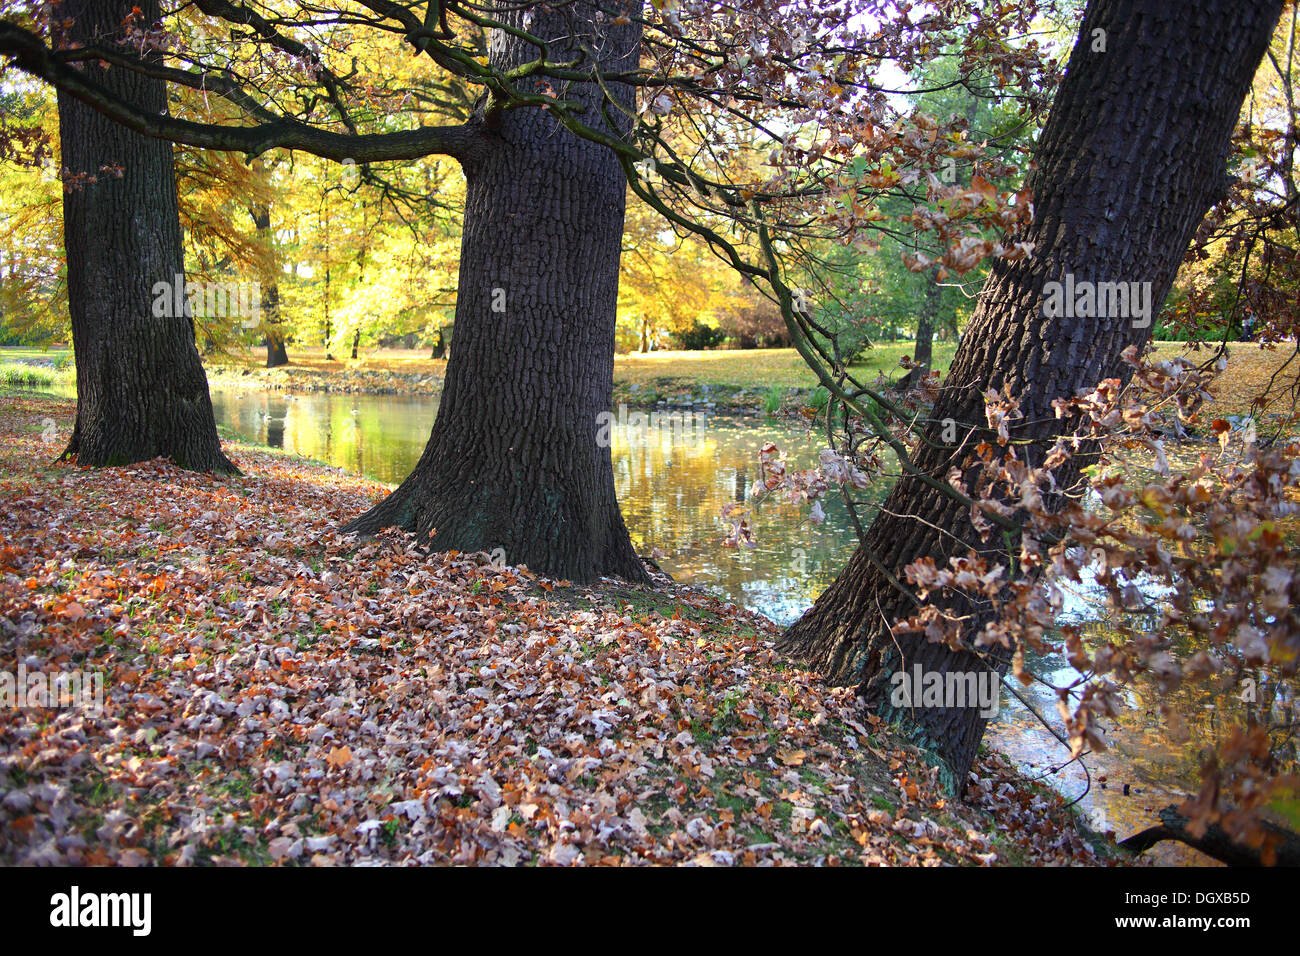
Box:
[209,390,864,623]
[210,387,1293,863]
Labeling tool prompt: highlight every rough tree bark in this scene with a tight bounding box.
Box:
[55,0,233,472]
[779,0,1284,787]
[345,3,649,583]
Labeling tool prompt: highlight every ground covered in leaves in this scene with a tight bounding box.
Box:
[0,392,1116,866]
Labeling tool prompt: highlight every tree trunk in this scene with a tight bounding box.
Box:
[322,266,332,348]
[55,0,233,472]
[903,95,972,387]
[251,203,288,368]
[913,278,938,372]
[265,327,288,368]
[345,3,649,584]
[779,0,1283,788]
[900,276,941,389]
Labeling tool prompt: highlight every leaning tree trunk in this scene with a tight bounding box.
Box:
[345,3,649,583]
[54,0,233,472]
[779,0,1283,788]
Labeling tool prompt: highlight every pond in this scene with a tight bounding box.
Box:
[210,389,865,615]
[209,386,1290,864]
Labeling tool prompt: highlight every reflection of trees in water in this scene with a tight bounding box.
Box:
[606,417,889,624]
[997,617,1296,865]
[264,397,287,448]
[1013,613,1297,804]
[1058,447,1300,791]
[1099,619,1295,790]
[218,392,436,485]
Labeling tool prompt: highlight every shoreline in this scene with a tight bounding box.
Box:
[13,342,1297,422]
[204,364,788,413]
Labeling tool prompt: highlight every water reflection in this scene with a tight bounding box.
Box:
[987,569,1295,864]
[212,390,434,484]
[610,414,880,624]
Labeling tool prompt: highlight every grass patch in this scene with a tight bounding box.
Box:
[0,362,62,391]
[611,344,960,392]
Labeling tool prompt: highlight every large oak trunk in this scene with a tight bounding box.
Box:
[55,0,233,473]
[779,0,1283,787]
[346,4,649,583]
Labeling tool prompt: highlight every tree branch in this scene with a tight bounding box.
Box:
[0,21,493,164]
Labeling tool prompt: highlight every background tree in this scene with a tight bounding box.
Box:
[715,287,791,349]
[617,193,737,352]
[249,197,287,367]
[175,144,275,356]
